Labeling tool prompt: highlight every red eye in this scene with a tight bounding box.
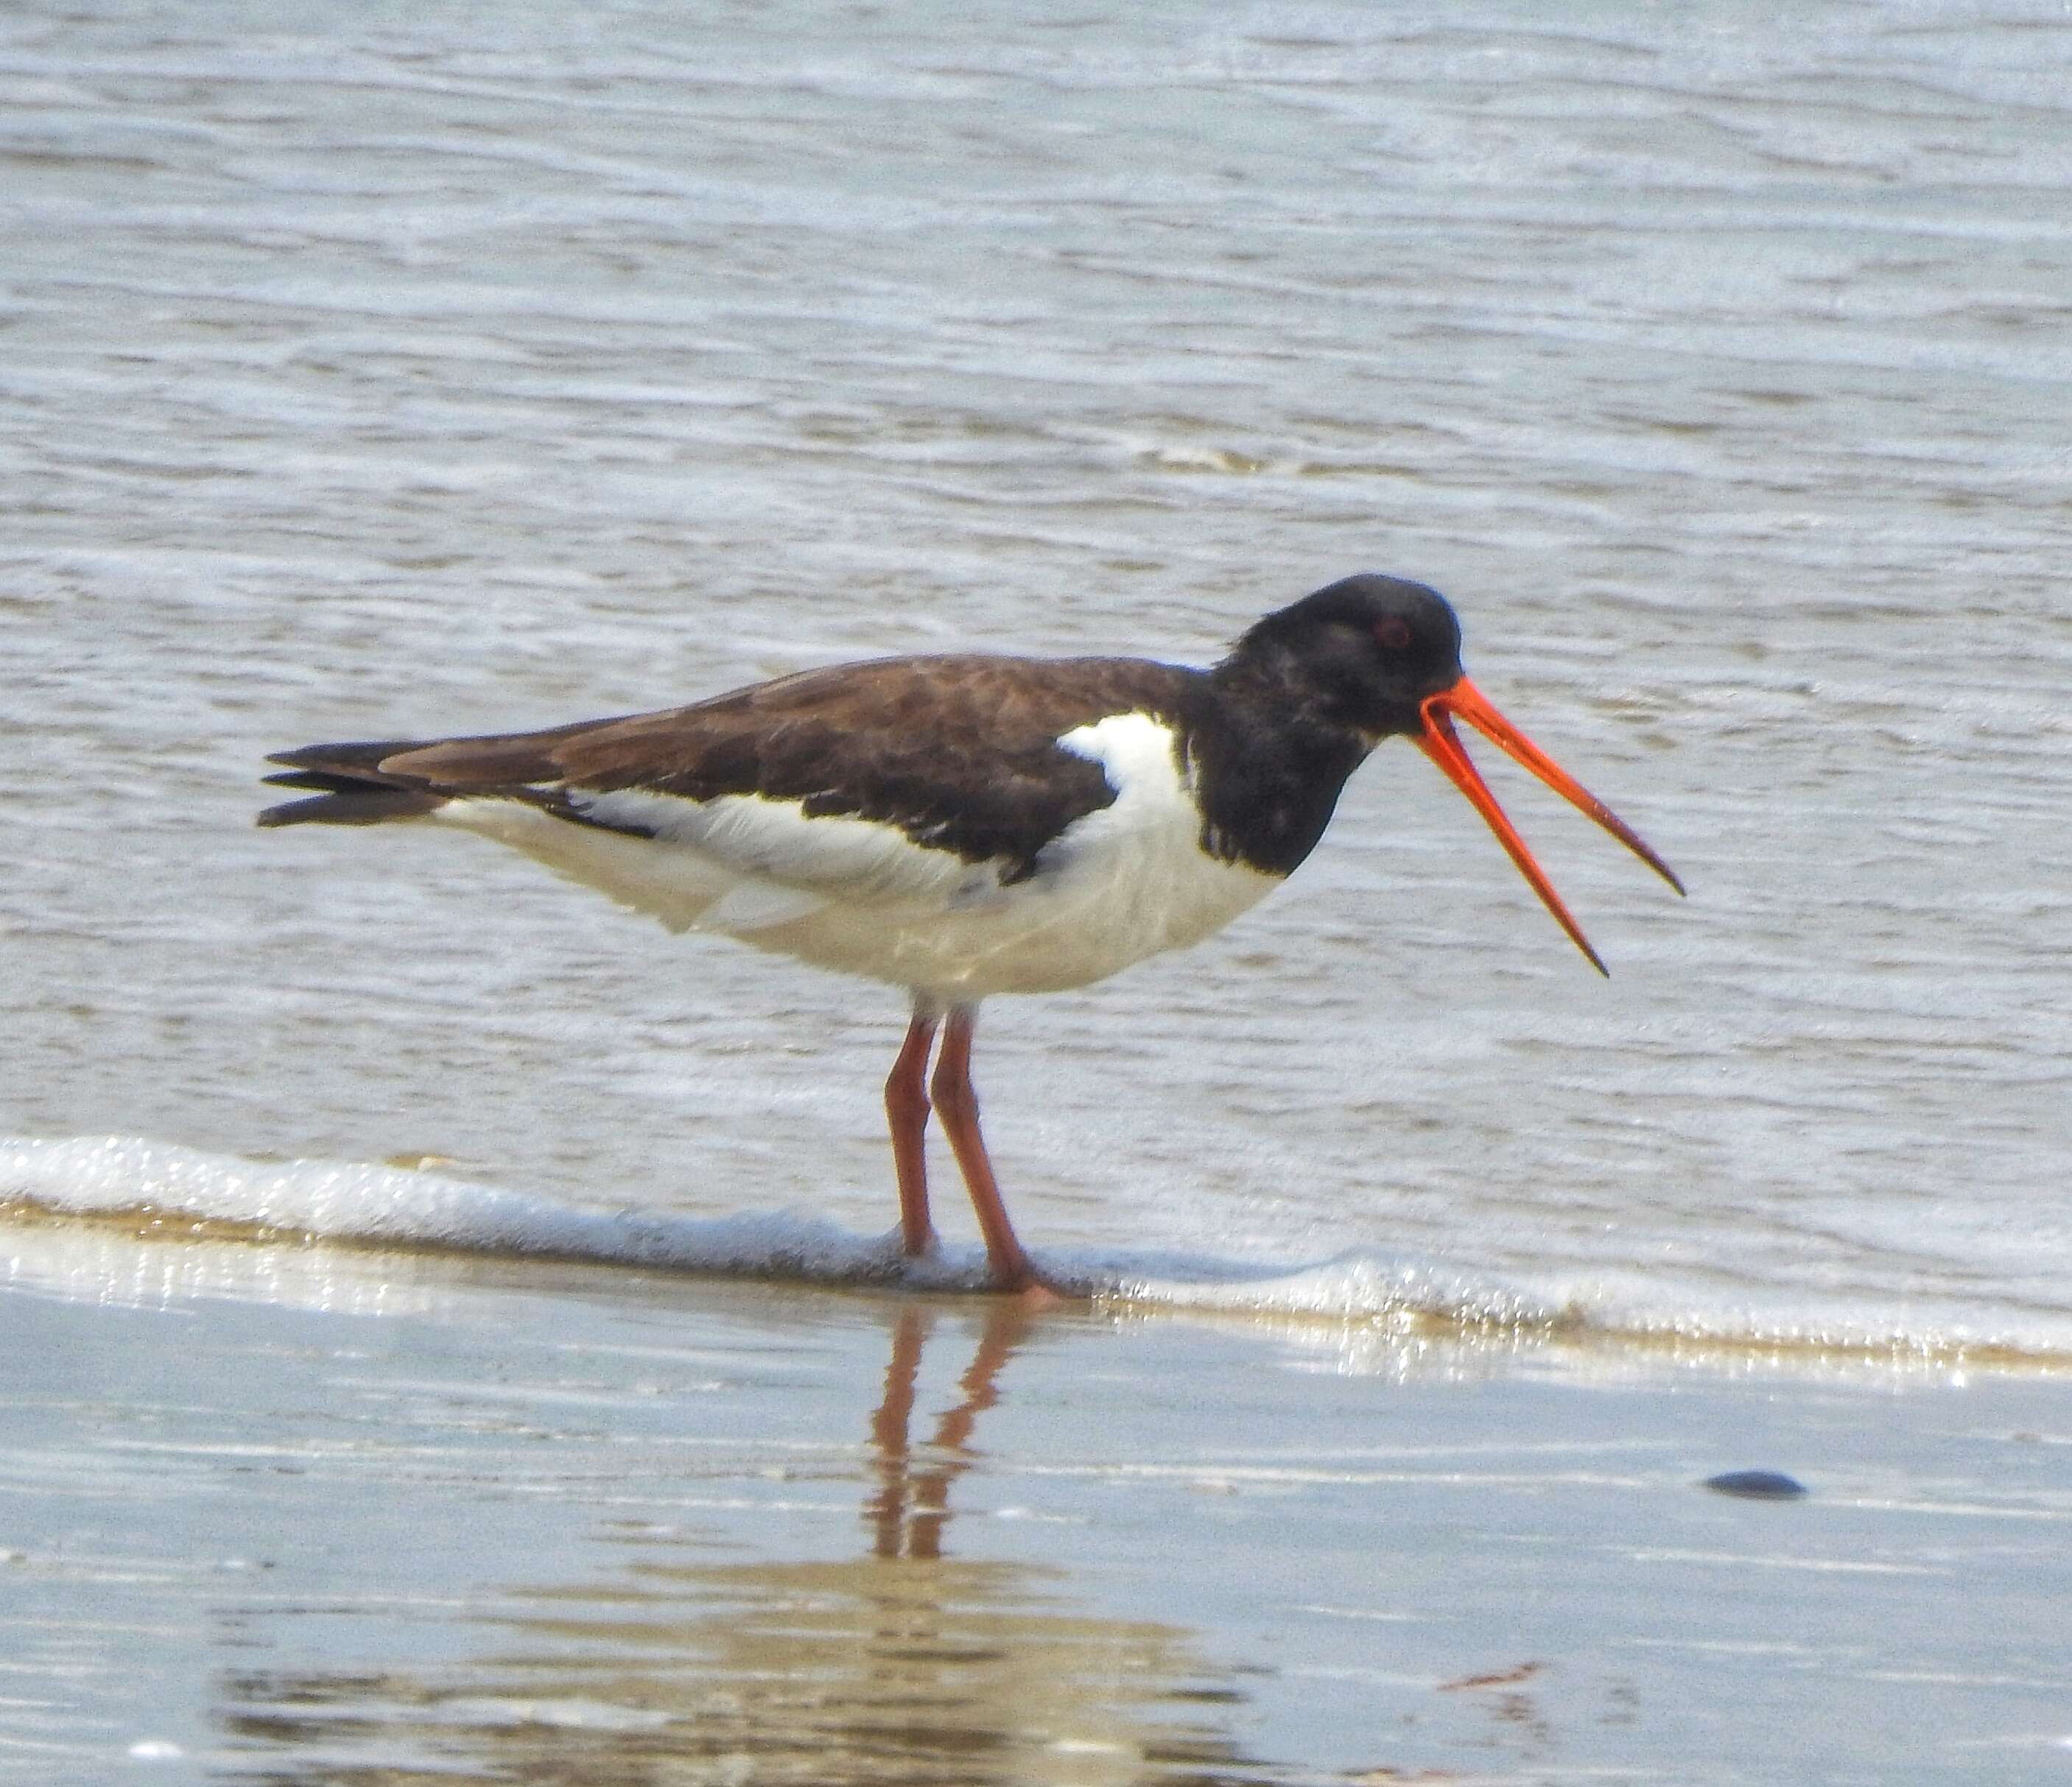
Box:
[1374,617,1413,651]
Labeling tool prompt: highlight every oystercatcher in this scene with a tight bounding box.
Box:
[259,574,1681,1293]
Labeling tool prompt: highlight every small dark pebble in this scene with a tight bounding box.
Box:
[1703,1470,1808,1500]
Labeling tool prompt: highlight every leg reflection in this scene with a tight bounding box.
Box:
[214,1296,1267,1783]
[867,1299,1033,1562]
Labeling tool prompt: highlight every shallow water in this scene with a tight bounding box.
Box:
[7,15,2072,1774]
[6,16,2072,1777]
[7,1225,2072,1785]
[5,0,2069,1357]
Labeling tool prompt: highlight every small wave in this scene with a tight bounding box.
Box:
[4,1137,2068,1371]
[1134,445,1428,481]
[0,1135,969,1288]
[0,1135,1553,1325]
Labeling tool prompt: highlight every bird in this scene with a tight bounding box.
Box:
[259,573,1682,1296]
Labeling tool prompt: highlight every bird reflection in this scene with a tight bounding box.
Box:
[867,1299,1030,1562]
[215,1295,1268,1785]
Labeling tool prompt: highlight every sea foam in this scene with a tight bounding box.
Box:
[0,1134,1544,1324]
[4,1135,2067,1367]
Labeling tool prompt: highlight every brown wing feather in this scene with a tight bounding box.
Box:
[261,655,1207,877]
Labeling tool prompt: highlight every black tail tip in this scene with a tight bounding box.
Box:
[256,789,443,828]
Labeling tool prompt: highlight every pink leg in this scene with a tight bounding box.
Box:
[885,1008,938,1257]
[929,1005,1040,1293]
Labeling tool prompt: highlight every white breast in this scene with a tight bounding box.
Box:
[426,712,1282,1002]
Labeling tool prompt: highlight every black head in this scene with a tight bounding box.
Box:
[1223,574,1466,738]
[1218,570,1685,975]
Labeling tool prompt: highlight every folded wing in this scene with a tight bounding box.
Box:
[261,654,1198,930]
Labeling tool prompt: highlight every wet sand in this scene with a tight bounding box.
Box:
[4,1219,2068,1785]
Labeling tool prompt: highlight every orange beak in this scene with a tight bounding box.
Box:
[1416,677,1684,976]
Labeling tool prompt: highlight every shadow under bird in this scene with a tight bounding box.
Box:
[259,574,1683,1294]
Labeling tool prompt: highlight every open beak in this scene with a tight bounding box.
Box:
[1416,677,1685,976]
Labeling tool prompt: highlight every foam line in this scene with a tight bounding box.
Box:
[0,1135,1545,1319]
[0,1135,992,1285]
[6,1136,2069,1366]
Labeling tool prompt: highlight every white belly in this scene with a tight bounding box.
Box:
[426,712,1282,1002]
[763,807,1276,998]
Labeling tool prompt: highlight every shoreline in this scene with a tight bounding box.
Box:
[6,1210,2070,1783]
[7,1159,2069,1381]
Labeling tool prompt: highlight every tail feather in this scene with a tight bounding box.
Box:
[262,768,392,793]
[258,737,443,828]
[256,733,652,838]
[257,787,448,828]
[265,740,424,775]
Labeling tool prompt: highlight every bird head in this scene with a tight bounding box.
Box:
[1233,574,1684,973]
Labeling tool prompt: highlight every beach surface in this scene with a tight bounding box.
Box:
[6,1195,2071,1785]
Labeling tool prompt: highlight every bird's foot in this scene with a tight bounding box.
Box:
[986,1256,1078,1307]
[1008,1279,1076,1312]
